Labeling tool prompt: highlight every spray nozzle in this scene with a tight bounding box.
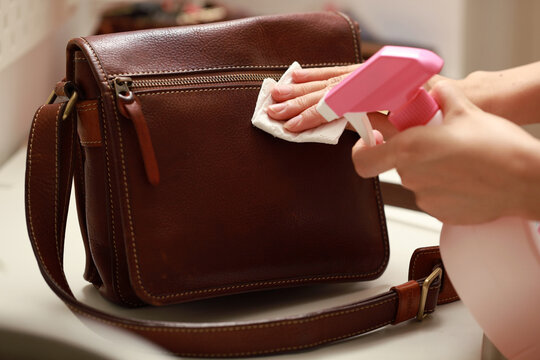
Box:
[316,46,444,143]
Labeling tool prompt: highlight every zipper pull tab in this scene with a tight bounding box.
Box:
[113,77,160,186]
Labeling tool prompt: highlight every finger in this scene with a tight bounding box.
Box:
[292,64,360,83]
[267,89,326,121]
[373,130,385,145]
[352,140,396,178]
[271,80,328,102]
[366,112,400,139]
[343,112,399,140]
[353,129,385,145]
[430,80,476,118]
[424,74,447,92]
[283,105,327,132]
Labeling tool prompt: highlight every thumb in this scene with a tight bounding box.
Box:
[430,80,477,118]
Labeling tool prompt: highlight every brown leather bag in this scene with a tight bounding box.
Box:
[25,12,457,357]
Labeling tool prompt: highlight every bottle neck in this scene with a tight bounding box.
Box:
[388,88,439,131]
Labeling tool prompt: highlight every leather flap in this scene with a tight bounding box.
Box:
[67,12,361,84]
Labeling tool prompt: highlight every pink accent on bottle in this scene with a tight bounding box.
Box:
[388,88,440,130]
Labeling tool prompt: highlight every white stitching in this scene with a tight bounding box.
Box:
[372,179,390,276]
[69,297,396,333]
[336,12,360,63]
[27,104,69,294]
[172,320,394,358]
[136,86,260,97]
[411,249,440,279]
[54,104,62,267]
[78,107,97,112]
[77,102,97,109]
[101,97,139,306]
[80,37,107,82]
[80,140,102,145]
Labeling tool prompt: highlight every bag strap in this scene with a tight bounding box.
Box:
[25,101,457,358]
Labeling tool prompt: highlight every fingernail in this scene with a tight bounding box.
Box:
[268,103,287,113]
[275,84,292,96]
[284,114,303,131]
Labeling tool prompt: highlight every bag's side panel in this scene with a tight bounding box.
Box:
[72,50,142,306]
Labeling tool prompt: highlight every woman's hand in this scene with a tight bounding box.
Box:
[352,80,540,224]
[266,64,358,131]
[266,64,397,139]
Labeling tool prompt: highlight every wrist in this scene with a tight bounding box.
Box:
[459,70,496,114]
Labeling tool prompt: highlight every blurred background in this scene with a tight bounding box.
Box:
[1,0,539,166]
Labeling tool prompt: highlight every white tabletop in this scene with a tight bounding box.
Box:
[0,147,483,359]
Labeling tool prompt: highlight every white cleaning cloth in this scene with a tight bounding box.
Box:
[251,62,348,144]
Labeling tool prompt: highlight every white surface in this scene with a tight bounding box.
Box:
[0,147,483,359]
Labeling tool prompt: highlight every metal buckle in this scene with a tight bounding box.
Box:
[417,267,443,321]
[46,88,78,121]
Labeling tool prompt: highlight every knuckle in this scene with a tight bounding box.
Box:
[294,96,308,110]
[302,106,325,128]
[325,77,339,86]
[432,80,474,116]
[325,75,346,87]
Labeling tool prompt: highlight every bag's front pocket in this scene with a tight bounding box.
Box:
[89,71,389,306]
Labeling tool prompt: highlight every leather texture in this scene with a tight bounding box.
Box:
[68,11,389,307]
[25,12,459,357]
[76,100,101,147]
[391,280,421,324]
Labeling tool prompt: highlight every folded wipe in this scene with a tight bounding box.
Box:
[250,62,348,144]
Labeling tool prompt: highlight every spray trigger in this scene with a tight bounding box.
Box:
[344,112,375,146]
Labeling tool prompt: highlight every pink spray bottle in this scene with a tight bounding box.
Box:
[317,46,540,360]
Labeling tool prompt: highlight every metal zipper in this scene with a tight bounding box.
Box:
[113,76,160,186]
[125,72,282,89]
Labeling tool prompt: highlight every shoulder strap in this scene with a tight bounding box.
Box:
[25,101,456,358]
